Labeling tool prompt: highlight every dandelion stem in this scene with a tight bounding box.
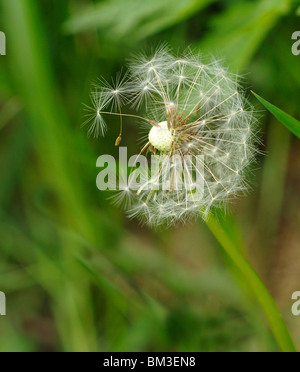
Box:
[206,213,297,352]
[99,111,155,125]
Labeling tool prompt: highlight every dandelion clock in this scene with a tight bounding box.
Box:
[84,46,259,227]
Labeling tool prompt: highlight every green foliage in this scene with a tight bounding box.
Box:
[206,211,296,352]
[253,92,300,139]
[63,0,217,41]
[198,0,294,69]
[0,0,299,352]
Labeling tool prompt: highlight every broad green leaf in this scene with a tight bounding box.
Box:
[252,92,300,139]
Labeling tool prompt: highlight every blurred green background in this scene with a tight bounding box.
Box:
[0,0,300,352]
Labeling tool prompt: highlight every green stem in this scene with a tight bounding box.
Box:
[206,214,297,352]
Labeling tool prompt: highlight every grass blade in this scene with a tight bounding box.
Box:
[206,212,297,352]
[252,91,300,139]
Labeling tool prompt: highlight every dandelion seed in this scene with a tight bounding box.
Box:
[82,94,108,138]
[85,46,259,227]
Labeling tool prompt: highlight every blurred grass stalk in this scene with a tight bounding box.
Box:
[206,213,296,352]
[254,118,291,271]
[1,0,99,351]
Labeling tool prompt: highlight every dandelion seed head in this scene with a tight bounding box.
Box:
[86,46,260,227]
